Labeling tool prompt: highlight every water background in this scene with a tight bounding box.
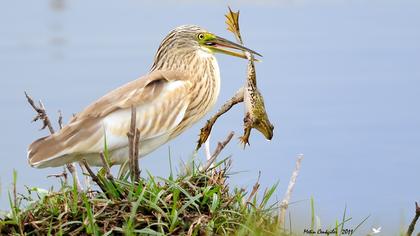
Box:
[0,0,419,234]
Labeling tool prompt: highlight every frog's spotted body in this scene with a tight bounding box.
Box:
[239,53,274,148]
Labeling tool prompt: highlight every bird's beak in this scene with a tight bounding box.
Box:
[205,36,262,60]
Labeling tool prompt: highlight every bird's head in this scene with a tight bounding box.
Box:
[152,25,261,70]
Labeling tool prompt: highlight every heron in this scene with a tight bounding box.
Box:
[28,25,261,168]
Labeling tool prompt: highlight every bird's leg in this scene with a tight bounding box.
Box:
[66,162,82,191]
[204,133,213,169]
[204,133,211,161]
[79,163,92,197]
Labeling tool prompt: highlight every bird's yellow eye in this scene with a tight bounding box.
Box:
[197,33,204,40]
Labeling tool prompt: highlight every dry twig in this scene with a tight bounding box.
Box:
[47,167,68,185]
[406,202,420,236]
[278,154,304,227]
[25,91,55,133]
[127,106,140,182]
[25,92,82,191]
[246,171,261,204]
[81,159,107,195]
[202,131,235,172]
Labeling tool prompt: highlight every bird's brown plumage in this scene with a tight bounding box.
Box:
[28,70,196,167]
[27,24,258,168]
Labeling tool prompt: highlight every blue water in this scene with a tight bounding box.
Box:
[1,0,419,234]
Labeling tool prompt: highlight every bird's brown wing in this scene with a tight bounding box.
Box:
[71,70,190,121]
[28,70,193,168]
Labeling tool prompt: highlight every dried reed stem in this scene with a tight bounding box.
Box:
[127,106,140,182]
[279,154,304,227]
[246,171,261,204]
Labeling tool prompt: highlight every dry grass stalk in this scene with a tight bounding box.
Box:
[187,215,207,236]
[278,154,304,227]
[81,159,107,195]
[246,171,261,204]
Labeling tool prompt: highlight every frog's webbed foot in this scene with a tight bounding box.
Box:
[239,113,252,149]
[239,134,250,149]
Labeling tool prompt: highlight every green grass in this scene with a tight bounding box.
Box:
[0,158,288,235]
[0,148,372,236]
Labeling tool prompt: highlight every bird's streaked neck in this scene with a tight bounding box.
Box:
[150,48,217,79]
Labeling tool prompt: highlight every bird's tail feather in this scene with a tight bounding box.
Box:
[28,117,101,168]
[28,134,74,168]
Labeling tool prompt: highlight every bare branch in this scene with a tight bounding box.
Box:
[196,88,243,151]
[25,91,55,133]
[133,128,140,177]
[406,202,420,236]
[47,167,68,185]
[127,106,140,182]
[81,159,107,194]
[202,131,235,172]
[279,154,304,227]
